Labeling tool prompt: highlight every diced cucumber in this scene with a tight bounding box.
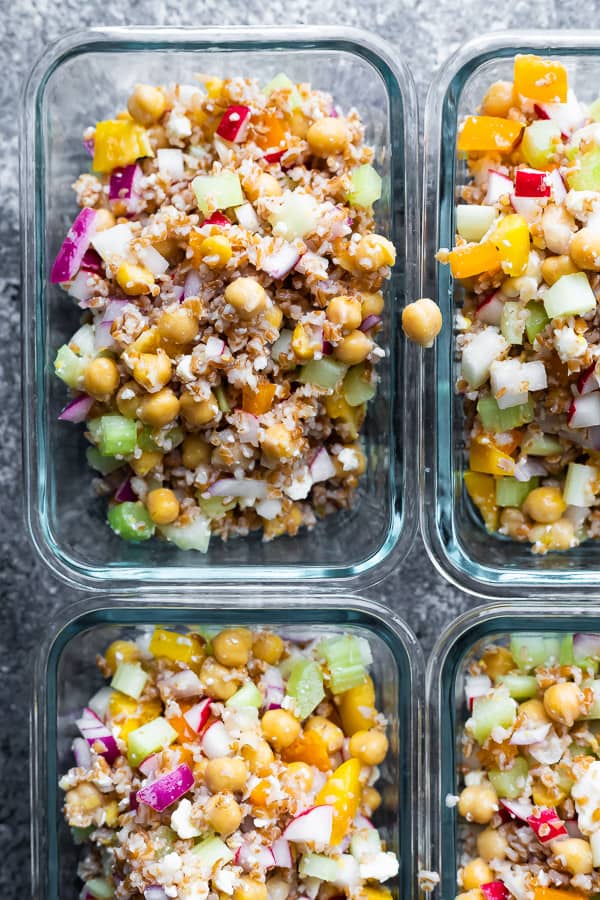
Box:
[86,446,125,475]
[567,146,600,191]
[85,879,114,900]
[543,272,597,320]
[286,659,324,719]
[138,425,184,453]
[97,415,138,457]
[564,462,599,508]
[226,682,262,709]
[299,853,338,882]
[350,830,381,861]
[510,634,561,671]
[525,301,550,344]
[582,680,600,719]
[110,662,148,700]
[497,673,538,700]
[346,165,382,208]
[319,635,368,694]
[456,204,496,242]
[521,121,562,169]
[263,73,301,110]
[108,502,155,543]
[192,834,234,868]
[154,825,176,858]
[192,171,244,216]
[159,516,211,552]
[488,756,529,799]
[198,496,237,519]
[495,476,539,508]
[54,344,88,389]
[521,432,562,457]
[343,364,377,407]
[477,396,535,432]
[468,687,517,744]
[267,190,319,240]
[501,301,526,345]
[127,716,177,767]
[298,358,347,390]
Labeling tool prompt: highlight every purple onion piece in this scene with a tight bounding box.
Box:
[114,477,137,503]
[136,763,194,813]
[359,314,382,332]
[58,394,95,424]
[80,248,103,273]
[50,207,98,284]
[83,138,95,158]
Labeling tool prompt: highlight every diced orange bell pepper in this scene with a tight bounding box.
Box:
[490,213,530,277]
[281,731,331,772]
[514,55,568,104]
[93,119,154,173]
[457,116,524,154]
[464,471,499,532]
[171,746,195,769]
[494,429,522,456]
[533,888,587,900]
[338,676,377,736]
[242,382,277,415]
[249,778,271,807]
[167,714,197,744]
[316,757,362,845]
[149,627,195,664]
[469,436,515,477]
[255,112,288,152]
[448,241,501,279]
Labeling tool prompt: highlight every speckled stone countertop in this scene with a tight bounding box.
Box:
[0,1,591,891]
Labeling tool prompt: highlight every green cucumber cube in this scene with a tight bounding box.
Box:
[501,301,526,345]
[86,446,125,475]
[488,756,529,799]
[98,415,138,457]
[319,635,368,694]
[198,496,237,519]
[510,634,561,671]
[343,364,377,407]
[477,396,534,432]
[287,659,325,719]
[192,835,234,868]
[525,301,550,344]
[456,204,496,242]
[521,432,562,457]
[299,853,338,882]
[159,516,211,552]
[468,688,517,744]
[263,73,301,109]
[497,673,538,700]
[567,146,600,191]
[127,716,177,767]
[192,171,244,216]
[111,662,148,700]
[521,121,562,169]
[543,272,597,320]
[54,344,88,390]
[495,476,538,508]
[226,682,262,709]
[346,165,382,209]
[298,358,347,390]
[108,502,155,543]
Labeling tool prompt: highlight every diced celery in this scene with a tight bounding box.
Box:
[488,756,529,799]
[497,673,538,700]
[110,662,148,700]
[501,301,525,345]
[137,425,159,452]
[343,364,377,407]
[544,636,561,666]
[226,682,263,709]
[287,659,325,719]
[138,425,184,453]
[468,687,517,744]
[568,146,600,191]
[215,384,230,413]
[521,121,562,169]
[192,834,234,869]
[108,502,155,543]
[521,432,562,457]
[525,301,550,344]
[298,358,347,390]
[192,171,244,216]
[263,73,301,109]
[198,496,237,519]
[477,396,534,432]
[71,825,94,845]
[560,634,574,666]
[159,516,211,552]
[86,446,124,475]
[127,716,177,767]
[299,853,338,882]
[153,825,177,858]
[346,165,382,209]
[54,344,88,389]
[456,204,496,242]
[86,417,103,443]
[510,634,560,671]
[85,878,114,900]
[495,476,538,508]
[97,415,138,457]
[319,635,368,694]
[564,462,599,508]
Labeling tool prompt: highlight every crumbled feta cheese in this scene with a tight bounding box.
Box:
[166,111,192,142]
[284,466,313,500]
[171,798,202,839]
[359,851,399,882]
[553,326,587,362]
[214,866,237,894]
[445,793,460,807]
[337,447,360,472]
[573,760,600,834]
[464,770,485,786]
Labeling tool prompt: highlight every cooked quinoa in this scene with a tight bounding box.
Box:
[442,54,600,554]
[52,74,394,552]
[59,626,397,900]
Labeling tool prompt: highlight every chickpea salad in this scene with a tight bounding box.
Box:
[51,75,394,552]
[60,626,397,900]
[442,54,600,554]
[455,633,600,900]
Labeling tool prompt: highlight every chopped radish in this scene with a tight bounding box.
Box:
[537,90,585,137]
[461,328,508,389]
[577,363,599,396]
[216,106,251,143]
[235,203,261,233]
[568,392,600,428]
[481,882,509,900]
[510,720,551,745]
[476,292,504,327]
[527,807,568,843]
[139,753,160,777]
[205,336,227,361]
[201,721,232,758]
[282,805,334,844]
[260,243,301,280]
[260,666,285,710]
[485,170,513,205]
[547,168,567,204]
[51,208,98,283]
[309,447,336,483]
[510,193,541,222]
[235,842,276,871]
[499,798,533,822]
[465,674,491,711]
[203,212,231,227]
[514,168,551,198]
[206,478,268,500]
[271,838,293,868]
[264,149,285,164]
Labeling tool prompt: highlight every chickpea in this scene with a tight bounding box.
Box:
[361,786,382,815]
[292,323,321,361]
[241,740,275,775]
[180,391,219,428]
[481,81,515,118]
[198,235,233,269]
[182,434,212,469]
[461,858,494,891]
[65,782,103,814]
[522,486,566,524]
[146,488,179,525]
[205,756,248,793]
[132,349,172,393]
[116,262,155,296]
[570,226,600,271]
[307,117,349,157]
[261,709,301,750]
[233,877,268,900]
[349,729,389,766]
[104,639,140,675]
[252,631,285,665]
[213,628,253,668]
[361,291,385,319]
[244,172,282,203]
[519,698,549,724]
[138,387,180,427]
[200,657,241,701]
[457,784,498,824]
[116,380,143,419]
[477,827,508,862]
[260,424,296,461]
[204,792,242,835]
[94,208,116,232]
[543,205,575,256]
[543,682,582,727]
[481,646,514,680]
[225,278,268,319]
[264,304,283,330]
[283,761,314,792]
[551,837,593,875]
[327,295,363,330]
[301,717,342,753]
[334,330,373,365]
[529,518,575,552]
[354,234,396,271]
[130,449,163,477]
[127,83,167,125]
[157,307,199,345]
[402,298,443,348]
[130,326,161,355]
[541,254,579,285]
[83,357,120,400]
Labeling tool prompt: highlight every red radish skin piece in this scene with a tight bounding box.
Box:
[58,394,95,423]
[282,805,334,844]
[183,698,212,733]
[568,393,600,428]
[261,243,301,280]
[271,838,293,868]
[510,193,541,222]
[499,798,534,822]
[322,340,334,356]
[216,106,251,143]
[201,720,233,758]
[476,292,504,327]
[309,447,336,483]
[50,208,98,284]
[136,763,194,812]
[465,674,492,711]
[534,104,551,120]
[577,363,599,396]
[139,754,160,777]
[129,791,139,811]
[481,882,509,900]
[515,168,551,198]
[485,170,513,205]
[264,150,285,164]
[547,168,567,205]
[235,843,276,871]
[527,807,568,843]
[203,212,231,227]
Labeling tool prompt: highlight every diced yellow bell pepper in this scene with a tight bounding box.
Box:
[490,213,530,277]
[119,716,142,740]
[204,76,224,99]
[464,471,499,533]
[338,675,377,735]
[325,395,365,441]
[316,757,362,844]
[109,691,138,720]
[93,119,154,173]
[533,888,587,900]
[514,55,568,104]
[358,889,393,900]
[104,639,140,676]
[255,112,288,152]
[457,116,524,154]
[469,436,515,477]
[104,800,119,827]
[149,627,195,664]
[448,241,501,279]
[243,382,277,415]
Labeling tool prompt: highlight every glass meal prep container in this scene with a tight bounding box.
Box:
[422,32,600,597]
[425,600,600,900]
[30,592,422,900]
[20,26,419,588]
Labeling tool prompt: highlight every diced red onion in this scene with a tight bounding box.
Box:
[83,138,95,157]
[577,362,599,396]
[235,202,260,233]
[144,886,168,900]
[235,842,276,871]
[237,411,260,445]
[72,737,92,769]
[137,245,169,276]
[80,248,103,273]
[139,754,160,777]
[547,168,567,205]
[216,105,251,143]
[206,478,268,499]
[114,477,136,503]
[164,669,204,698]
[464,674,491,711]
[109,164,143,214]
[260,666,285,710]
[94,320,117,352]
[68,271,96,304]
[309,447,336,483]
[136,763,194,812]
[183,269,202,299]
[76,708,119,765]
[255,498,283,520]
[203,212,230,227]
[50,208,98,283]
[513,457,547,482]
[481,882,509,900]
[573,633,600,661]
[322,340,333,356]
[485,170,513,205]
[527,807,568,843]
[58,394,95,423]
[129,791,139,811]
[499,798,533,822]
[157,148,184,182]
[172,285,184,302]
[202,721,232,758]
[263,149,285,164]
[261,243,300,280]
[360,315,382,332]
